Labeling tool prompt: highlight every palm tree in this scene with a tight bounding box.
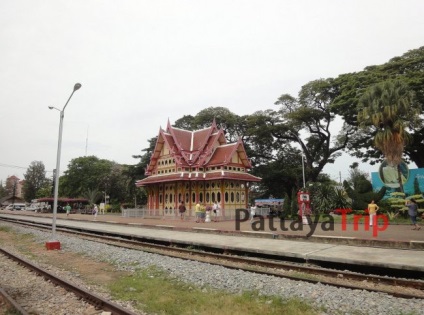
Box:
[357,80,419,191]
[85,188,101,205]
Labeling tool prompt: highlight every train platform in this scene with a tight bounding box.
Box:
[1,211,424,273]
[1,209,424,248]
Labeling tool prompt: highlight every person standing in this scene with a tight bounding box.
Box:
[195,202,201,223]
[367,200,379,226]
[93,204,98,220]
[178,201,186,221]
[212,201,220,222]
[65,203,71,218]
[250,204,257,223]
[200,203,206,223]
[205,204,212,223]
[406,198,421,230]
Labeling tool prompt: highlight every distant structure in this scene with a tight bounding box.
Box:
[5,175,24,198]
[0,176,25,206]
[136,119,261,217]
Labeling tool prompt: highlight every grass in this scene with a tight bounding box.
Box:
[109,266,320,315]
[0,226,12,233]
[5,309,21,315]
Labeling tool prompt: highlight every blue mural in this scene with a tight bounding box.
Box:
[371,167,424,198]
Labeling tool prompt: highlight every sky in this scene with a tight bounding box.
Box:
[0,0,423,185]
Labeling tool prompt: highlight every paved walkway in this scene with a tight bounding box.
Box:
[1,211,424,273]
[2,210,424,248]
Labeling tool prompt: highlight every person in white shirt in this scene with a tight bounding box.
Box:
[250,204,256,223]
[212,201,221,222]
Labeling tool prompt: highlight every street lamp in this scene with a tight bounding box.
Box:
[46,83,81,250]
[302,155,306,189]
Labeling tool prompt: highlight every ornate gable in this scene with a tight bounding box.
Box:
[166,120,221,167]
[142,120,257,179]
[205,139,252,168]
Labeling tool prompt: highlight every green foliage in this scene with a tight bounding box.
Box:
[109,203,122,213]
[333,187,352,209]
[23,161,48,202]
[333,46,424,168]
[85,188,102,204]
[59,156,141,204]
[386,192,407,216]
[0,181,7,199]
[272,78,354,182]
[290,189,298,217]
[252,147,303,198]
[407,194,424,206]
[35,181,53,199]
[386,212,398,221]
[357,80,418,168]
[60,156,112,197]
[309,183,350,213]
[343,179,386,210]
[282,193,291,217]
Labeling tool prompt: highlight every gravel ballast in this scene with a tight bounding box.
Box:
[2,222,424,315]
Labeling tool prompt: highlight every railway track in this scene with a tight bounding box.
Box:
[1,216,423,301]
[0,287,29,315]
[0,247,139,315]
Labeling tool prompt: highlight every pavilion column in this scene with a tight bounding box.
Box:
[220,179,225,218]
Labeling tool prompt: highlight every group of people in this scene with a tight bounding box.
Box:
[368,198,421,230]
[178,201,221,223]
[65,203,100,220]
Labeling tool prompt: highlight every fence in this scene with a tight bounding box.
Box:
[121,208,160,218]
[121,207,273,220]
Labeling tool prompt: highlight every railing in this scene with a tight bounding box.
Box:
[121,207,273,220]
[254,207,271,217]
[121,208,162,218]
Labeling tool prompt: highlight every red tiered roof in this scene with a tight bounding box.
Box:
[137,120,260,187]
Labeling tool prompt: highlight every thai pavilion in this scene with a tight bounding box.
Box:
[135,119,261,218]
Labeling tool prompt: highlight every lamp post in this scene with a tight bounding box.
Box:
[46,83,81,250]
[302,155,306,189]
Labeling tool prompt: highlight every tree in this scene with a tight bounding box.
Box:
[23,161,47,202]
[0,181,6,199]
[346,162,371,191]
[251,146,303,198]
[343,179,386,210]
[85,188,101,205]
[357,80,420,191]
[35,179,53,199]
[271,79,355,182]
[60,156,117,199]
[332,46,424,167]
[130,136,158,206]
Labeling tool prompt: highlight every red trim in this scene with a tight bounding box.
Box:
[136,171,261,186]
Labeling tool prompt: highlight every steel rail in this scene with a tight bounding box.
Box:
[0,247,139,315]
[1,216,424,299]
[0,287,30,315]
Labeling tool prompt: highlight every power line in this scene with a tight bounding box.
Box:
[0,163,53,173]
[0,163,27,170]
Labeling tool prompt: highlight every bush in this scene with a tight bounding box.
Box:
[109,203,122,213]
[333,208,353,215]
